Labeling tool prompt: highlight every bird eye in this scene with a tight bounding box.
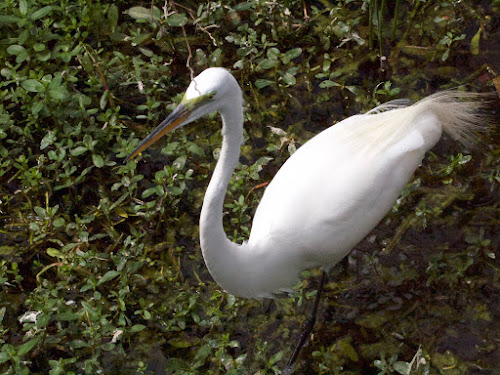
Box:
[207,91,216,99]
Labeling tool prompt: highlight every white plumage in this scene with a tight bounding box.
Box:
[126,67,486,298]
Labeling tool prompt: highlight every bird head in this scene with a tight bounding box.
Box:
[124,67,240,162]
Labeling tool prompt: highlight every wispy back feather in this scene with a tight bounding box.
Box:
[343,91,490,154]
[413,91,489,148]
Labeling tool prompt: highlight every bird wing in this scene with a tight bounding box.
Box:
[248,112,432,269]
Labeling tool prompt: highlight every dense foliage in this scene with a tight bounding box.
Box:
[1,0,499,374]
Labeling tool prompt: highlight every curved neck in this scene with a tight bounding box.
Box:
[198,103,300,298]
[199,105,247,294]
[200,108,243,239]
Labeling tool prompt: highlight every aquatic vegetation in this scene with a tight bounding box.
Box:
[0,0,498,374]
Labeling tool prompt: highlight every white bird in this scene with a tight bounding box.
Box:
[125,67,485,299]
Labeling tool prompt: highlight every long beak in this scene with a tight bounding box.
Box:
[124,103,188,163]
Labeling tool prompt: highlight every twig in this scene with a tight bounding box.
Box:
[36,262,63,284]
[82,44,109,91]
[174,1,218,47]
[302,0,309,21]
[81,44,116,109]
[246,182,269,200]
[165,1,194,80]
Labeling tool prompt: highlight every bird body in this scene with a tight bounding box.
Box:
[126,68,485,299]
[249,109,442,266]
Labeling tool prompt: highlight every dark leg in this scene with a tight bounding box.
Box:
[282,271,327,375]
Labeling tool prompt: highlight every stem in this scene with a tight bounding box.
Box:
[379,0,386,56]
[391,0,400,39]
[369,0,374,50]
[36,262,63,284]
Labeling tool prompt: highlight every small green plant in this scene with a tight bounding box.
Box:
[437,31,466,61]
[374,347,429,374]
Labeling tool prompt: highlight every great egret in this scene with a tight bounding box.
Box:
[125,67,486,369]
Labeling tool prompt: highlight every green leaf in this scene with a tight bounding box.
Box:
[470,28,481,55]
[257,59,279,71]
[0,15,21,24]
[338,341,359,361]
[172,155,187,169]
[34,206,47,219]
[233,59,243,69]
[0,246,16,255]
[70,146,88,156]
[92,154,104,168]
[139,47,153,57]
[81,302,99,320]
[32,101,44,114]
[255,79,274,89]
[7,45,26,55]
[49,86,68,100]
[108,4,119,31]
[166,186,183,196]
[101,343,115,351]
[19,0,28,16]
[36,50,50,62]
[40,131,56,150]
[267,47,280,59]
[18,336,41,356]
[97,270,120,285]
[16,51,29,64]
[155,185,165,196]
[284,47,302,62]
[22,79,44,93]
[210,48,222,65]
[56,311,78,321]
[142,187,157,199]
[281,72,296,86]
[233,2,255,11]
[100,90,108,110]
[0,351,9,364]
[393,361,411,374]
[52,217,65,227]
[269,350,284,365]
[127,6,150,20]
[36,313,50,329]
[187,143,204,156]
[31,6,54,20]
[442,48,450,61]
[345,85,360,95]
[167,13,188,27]
[193,344,211,363]
[69,340,89,348]
[319,80,337,88]
[47,247,65,258]
[130,324,146,332]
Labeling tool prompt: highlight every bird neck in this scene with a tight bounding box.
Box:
[199,105,248,295]
[199,103,303,298]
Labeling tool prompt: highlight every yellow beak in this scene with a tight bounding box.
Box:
[124,103,188,162]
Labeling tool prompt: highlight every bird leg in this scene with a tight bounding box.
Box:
[282,271,327,375]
